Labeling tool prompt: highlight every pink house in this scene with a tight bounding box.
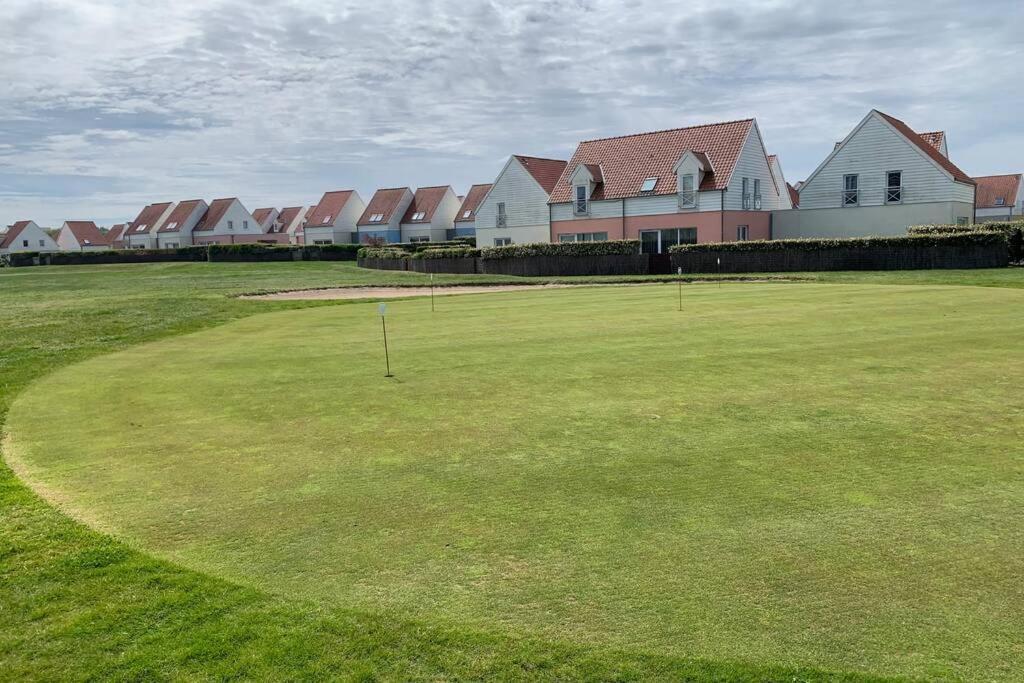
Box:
[548,119,785,252]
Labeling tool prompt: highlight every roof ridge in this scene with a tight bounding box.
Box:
[414,185,452,190]
[373,186,412,192]
[578,118,754,145]
[514,154,568,163]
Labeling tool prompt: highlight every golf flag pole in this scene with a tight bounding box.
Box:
[717,256,722,289]
[430,272,435,313]
[677,266,683,312]
[378,303,393,377]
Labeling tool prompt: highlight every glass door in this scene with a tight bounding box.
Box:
[640,230,660,254]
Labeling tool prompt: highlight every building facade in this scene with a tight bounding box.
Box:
[356,188,414,243]
[475,155,567,246]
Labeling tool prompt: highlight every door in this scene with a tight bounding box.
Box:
[640,230,660,254]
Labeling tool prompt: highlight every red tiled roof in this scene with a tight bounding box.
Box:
[306,190,354,228]
[401,186,450,224]
[158,200,205,233]
[129,202,172,234]
[454,183,492,223]
[513,156,567,194]
[193,198,236,231]
[918,131,945,154]
[251,207,275,226]
[973,174,1021,208]
[107,224,125,242]
[274,206,303,233]
[874,111,973,184]
[548,119,754,203]
[787,183,800,208]
[357,188,410,226]
[1,221,33,249]
[63,221,107,246]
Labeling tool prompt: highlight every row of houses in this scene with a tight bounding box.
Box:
[3,109,1021,256]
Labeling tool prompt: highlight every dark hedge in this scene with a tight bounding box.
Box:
[480,240,640,260]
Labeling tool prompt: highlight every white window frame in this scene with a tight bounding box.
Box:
[742,177,751,210]
[752,179,761,210]
[496,202,507,228]
[574,185,588,215]
[678,174,696,208]
[843,174,859,206]
[227,220,234,230]
[409,235,430,243]
[885,170,903,204]
[462,210,472,218]
[493,237,511,246]
[640,177,658,193]
[994,197,1005,206]
[736,225,749,241]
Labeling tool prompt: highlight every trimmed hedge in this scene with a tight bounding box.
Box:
[908,222,1022,262]
[411,247,481,259]
[357,247,409,260]
[669,232,1008,273]
[1,243,362,267]
[480,240,639,260]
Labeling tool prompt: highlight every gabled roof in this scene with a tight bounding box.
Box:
[973,174,1021,208]
[918,131,946,154]
[107,224,125,242]
[548,119,754,203]
[401,186,451,224]
[193,198,236,231]
[252,207,276,226]
[63,221,108,246]
[306,190,354,228]
[787,183,800,208]
[275,206,303,232]
[874,111,973,184]
[0,221,34,249]
[159,200,205,232]
[128,202,173,234]
[357,188,411,226]
[513,155,567,194]
[454,183,492,223]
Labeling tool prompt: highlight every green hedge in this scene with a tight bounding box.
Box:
[669,231,1007,254]
[908,223,1022,262]
[480,240,640,260]
[411,247,481,260]
[358,247,409,260]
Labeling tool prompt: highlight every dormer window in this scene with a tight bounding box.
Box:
[678,174,696,208]
[574,185,588,215]
[640,177,658,193]
[995,197,1005,206]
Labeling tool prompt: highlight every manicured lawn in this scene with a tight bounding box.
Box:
[3,263,1023,680]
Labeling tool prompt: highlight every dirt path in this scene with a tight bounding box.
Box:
[242,283,635,301]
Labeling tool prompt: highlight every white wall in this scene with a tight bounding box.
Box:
[476,224,550,246]
[1,222,59,253]
[207,200,262,237]
[476,158,553,240]
[724,123,782,210]
[430,188,461,231]
[157,201,208,248]
[772,201,975,238]
[770,157,793,210]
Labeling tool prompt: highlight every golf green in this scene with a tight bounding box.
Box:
[7,283,1024,679]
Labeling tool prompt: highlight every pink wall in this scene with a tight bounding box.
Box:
[551,211,771,243]
[193,234,290,245]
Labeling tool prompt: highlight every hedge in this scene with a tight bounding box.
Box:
[1,243,363,267]
[357,247,409,260]
[908,222,1022,262]
[480,240,640,260]
[411,247,481,259]
[669,231,1008,273]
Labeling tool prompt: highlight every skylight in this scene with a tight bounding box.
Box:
[640,177,658,193]
[995,197,1005,206]
[462,210,472,218]
[369,213,384,222]
[412,211,426,220]
[166,222,178,230]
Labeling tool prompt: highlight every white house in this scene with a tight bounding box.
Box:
[399,186,461,243]
[0,220,59,254]
[251,208,279,232]
[775,110,976,238]
[269,206,308,244]
[974,174,1022,221]
[156,199,208,248]
[56,221,110,251]
[302,190,366,245]
[452,183,491,239]
[475,155,567,246]
[125,202,175,249]
[191,198,264,245]
[356,188,414,243]
[767,155,793,210]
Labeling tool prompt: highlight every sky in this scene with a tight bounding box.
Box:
[1,0,1022,228]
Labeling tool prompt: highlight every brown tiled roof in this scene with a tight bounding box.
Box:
[251,207,275,226]
[1,221,33,249]
[513,156,567,194]
[454,183,492,223]
[159,200,205,233]
[63,221,107,246]
[918,131,945,154]
[128,202,172,234]
[874,111,973,184]
[306,190,354,228]
[107,224,125,242]
[548,119,754,203]
[357,188,410,226]
[973,174,1021,208]
[787,183,800,208]
[193,198,236,231]
[275,206,303,233]
[401,186,450,224]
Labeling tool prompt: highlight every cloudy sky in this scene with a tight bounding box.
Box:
[1,0,1022,227]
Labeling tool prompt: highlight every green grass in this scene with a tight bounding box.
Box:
[2,262,1024,681]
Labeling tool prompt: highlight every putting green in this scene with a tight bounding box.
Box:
[7,283,1024,680]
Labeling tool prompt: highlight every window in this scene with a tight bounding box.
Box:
[322,215,331,224]
[369,213,384,222]
[639,228,697,254]
[742,177,751,209]
[560,232,608,242]
[38,240,45,247]
[558,233,575,243]
[995,197,1005,206]
[243,220,249,230]
[753,179,761,209]
[736,225,749,241]
[639,177,658,193]
[886,171,902,203]
[843,174,859,206]
[22,239,28,247]
[409,236,429,243]
[313,239,332,245]
[227,220,234,230]
[679,174,696,207]
[165,242,179,249]
[411,211,426,221]
[494,237,511,246]
[165,222,178,231]
[496,202,507,228]
[462,210,472,218]
[574,185,588,215]
[956,216,969,226]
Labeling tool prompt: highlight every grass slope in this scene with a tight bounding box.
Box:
[2,262,1022,680]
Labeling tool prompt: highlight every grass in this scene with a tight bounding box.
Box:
[2,262,1024,680]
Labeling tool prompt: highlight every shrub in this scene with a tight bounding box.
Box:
[668,231,1007,254]
[908,223,1022,262]
[480,240,640,260]
[357,247,409,260]
[411,247,480,259]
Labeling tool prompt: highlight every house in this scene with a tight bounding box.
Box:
[56,221,110,251]
[302,190,366,245]
[156,199,208,248]
[767,155,793,210]
[270,206,308,244]
[399,186,461,243]
[107,224,126,249]
[775,110,976,238]
[190,198,263,245]
[0,220,59,254]
[251,208,279,232]
[787,184,800,209]
[125,202,175,248]
[548,119,782,252]
[475,155,567,246]
[356,188,414,243]
[452,183,492,238]
[974,174,1023,221]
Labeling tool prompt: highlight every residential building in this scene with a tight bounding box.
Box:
[125,202,174,248]
[302,190,366,245]
[156,199,208,248]
[476,155,567,246]
[0,220,59,254]
[251,208,279,232]
[56,221,110,251]
[974,174,1022,221]
[768,155,793,210]
[356,188,414,243]
[191,198,263,245]
[548,119,782,252]
[787,184,800,209]
[270,206,308,244]
[775,110,975,238]
[452,183,492,238]
[399,186,461,242]
[107,224,126,249]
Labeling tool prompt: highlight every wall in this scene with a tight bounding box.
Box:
[551,210,770,244]
[400,225,448,242]
[475,157,552,243]
[475,224,549,246]
[2,223,59,253]
[356,228,402,243]
[724,123,783,210]
[772,201,976,239]
[304,226,353,244]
